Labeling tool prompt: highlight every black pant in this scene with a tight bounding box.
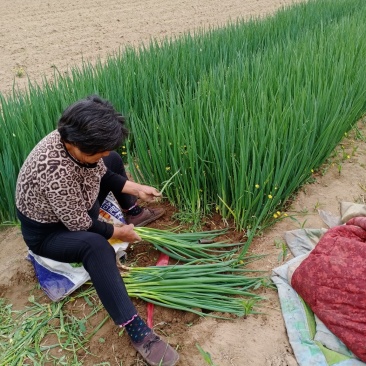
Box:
[18,151,138,325]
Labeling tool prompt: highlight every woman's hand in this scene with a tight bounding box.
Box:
[137,185,162,202]
[112,223,141,242]
[122,181,162,203]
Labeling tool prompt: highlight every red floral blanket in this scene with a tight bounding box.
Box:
[291,217,366,362]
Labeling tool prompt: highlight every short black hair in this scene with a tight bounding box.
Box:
[58,95,129,155]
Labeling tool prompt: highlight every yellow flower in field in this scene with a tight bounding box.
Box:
[268,194,273,199]
[136,165,139,169]
[255,184,260,189]
[344,132,348,137]
[311,169,314,173]
[284,213,288,217]
[273,213,278,219]
[166,167,171,171]
[274,186,278,190]
[122,152,127,155]
[122,145,126,149]
[347,155,350,159]
[215,205,219,212]
[277,211,281,215]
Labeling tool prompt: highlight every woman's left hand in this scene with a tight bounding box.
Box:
[137,185,162,202]
[122,181,162,202]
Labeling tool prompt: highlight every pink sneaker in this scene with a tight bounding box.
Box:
[125,207,165,227]
[132,332,179,366]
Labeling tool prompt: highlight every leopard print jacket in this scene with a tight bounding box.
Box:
[16,130,107,231]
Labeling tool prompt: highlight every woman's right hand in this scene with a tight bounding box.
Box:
[112,224,141,242]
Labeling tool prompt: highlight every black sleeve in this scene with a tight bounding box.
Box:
[87,200,114,239]
[101,169,127,195]
[88,218,114,239]
[85,169,126,239]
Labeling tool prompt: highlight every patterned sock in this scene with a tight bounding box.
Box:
[124,204,143,216]
[124,315,151,343]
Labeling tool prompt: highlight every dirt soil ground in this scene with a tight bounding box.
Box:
[1,0,366,365]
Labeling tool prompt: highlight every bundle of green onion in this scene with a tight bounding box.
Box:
[121,259,268,317]
[134,227,241,262]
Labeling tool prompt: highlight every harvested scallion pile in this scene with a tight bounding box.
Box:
[135,227,240,262]
[119,259,268,318]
